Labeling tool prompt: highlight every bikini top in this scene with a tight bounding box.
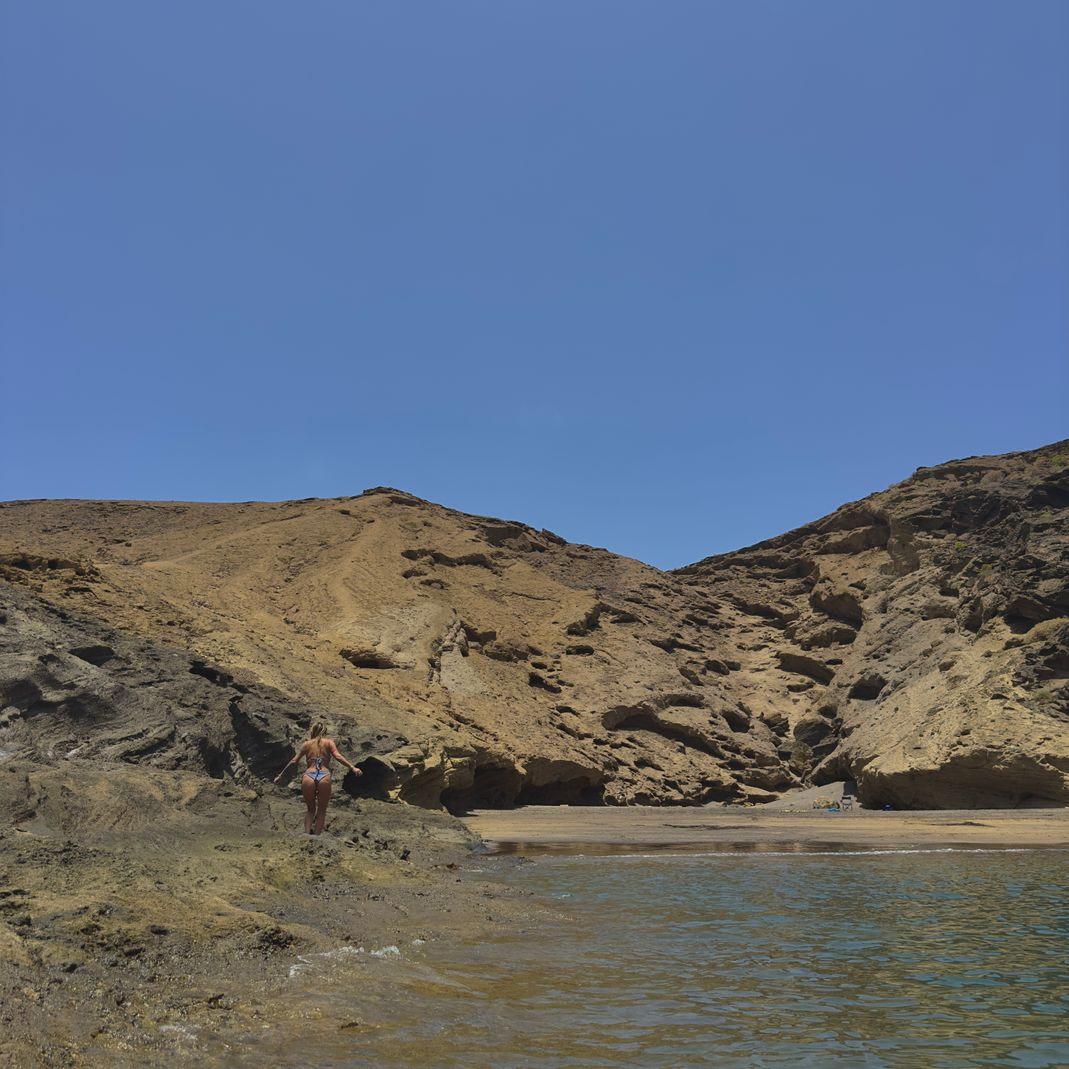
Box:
[307,741,331,767]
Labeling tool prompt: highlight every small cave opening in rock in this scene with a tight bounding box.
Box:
[340,649,397,670]
[777,651,836,685]
[462,623,498,647]
[854,786,916,812]
[1029,478,1069,508]
[721,708,751,735]
[1003,597,1057,634]
[69,645,116,667]
[441,764,525,814]
[848,674,887,701]
[811,758,851,787]
[515,778,605,806]
[528,671,561,694]
[664,692,705,709]
[350,756,393,800]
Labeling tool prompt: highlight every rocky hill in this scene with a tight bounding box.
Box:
[678,441,1069,808]
[2,440,1067,811]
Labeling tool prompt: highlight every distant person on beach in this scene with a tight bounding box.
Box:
[273,722,362,835]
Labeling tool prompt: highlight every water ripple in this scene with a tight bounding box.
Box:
[273,850,1069,1068]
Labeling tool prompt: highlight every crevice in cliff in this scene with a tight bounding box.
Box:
[440,760,525,814]
[340,648,398,669]
[515,777,605,806]
[776,651,836,684]
[350,755,393,800]
[601,704,725,760]
[847,674,887,701]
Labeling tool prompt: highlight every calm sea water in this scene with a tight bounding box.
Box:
[239,848,1069,1068]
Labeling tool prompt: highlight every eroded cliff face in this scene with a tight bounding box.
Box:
[678,441,1069,808]
[1,441,1066,810]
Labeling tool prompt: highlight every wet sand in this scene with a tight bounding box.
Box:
[463,805,1069,855]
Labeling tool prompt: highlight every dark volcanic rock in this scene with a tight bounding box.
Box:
[0,584,388,785]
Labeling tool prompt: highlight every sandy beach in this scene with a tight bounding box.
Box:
[464,804,1069,855]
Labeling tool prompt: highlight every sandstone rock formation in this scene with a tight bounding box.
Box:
[679,441,1069,808]
[2,441,1067,811]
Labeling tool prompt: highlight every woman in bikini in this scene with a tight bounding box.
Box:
[273,722,362,835]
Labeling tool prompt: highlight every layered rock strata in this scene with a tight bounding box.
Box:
[1,441,1067,811]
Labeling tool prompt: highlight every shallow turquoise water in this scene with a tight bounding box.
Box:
[249,848,1069,1068]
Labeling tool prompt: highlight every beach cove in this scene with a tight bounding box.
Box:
[308,805,1069,1069]
[176,806,1069,1068]
[463,804,1069,856]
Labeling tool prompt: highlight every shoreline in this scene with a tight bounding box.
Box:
[462,805,1069,856]
[0,770,534,1067]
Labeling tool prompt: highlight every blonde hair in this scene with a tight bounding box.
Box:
[309,720,327,739]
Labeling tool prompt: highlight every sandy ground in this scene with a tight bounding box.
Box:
[463,804,1069,855]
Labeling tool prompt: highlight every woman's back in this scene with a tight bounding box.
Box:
[304,737,333,767]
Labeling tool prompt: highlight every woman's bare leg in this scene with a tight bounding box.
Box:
[301,774,318,834]
[313,778,332,835]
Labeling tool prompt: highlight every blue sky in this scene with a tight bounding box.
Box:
[3,1,1066,568]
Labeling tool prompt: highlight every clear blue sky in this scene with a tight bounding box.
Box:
[3,2,1066,568]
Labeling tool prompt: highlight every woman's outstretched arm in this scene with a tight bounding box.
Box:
[273,742,307,783]
[328,739,362,777]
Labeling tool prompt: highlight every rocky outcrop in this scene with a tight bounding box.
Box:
[1,443,1067,810]
[0,583,398,786]
[678,441,1069,808]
